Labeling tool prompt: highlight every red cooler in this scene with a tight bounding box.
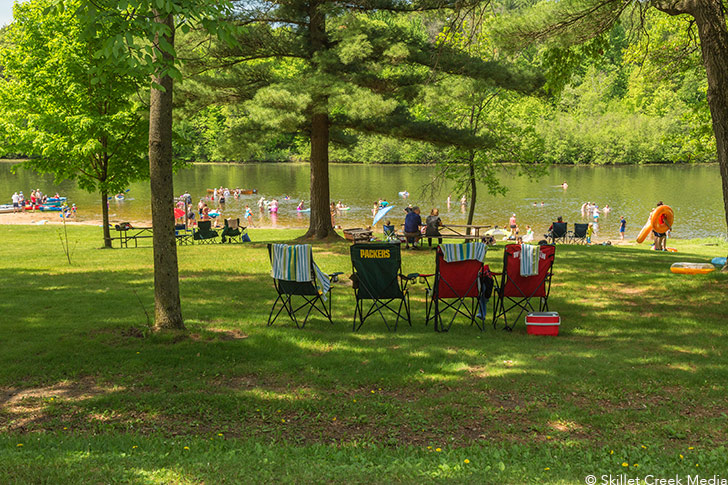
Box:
[525,312,560,336]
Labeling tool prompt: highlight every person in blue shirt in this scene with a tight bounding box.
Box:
[619,216,626,241]
[404,206,422,249]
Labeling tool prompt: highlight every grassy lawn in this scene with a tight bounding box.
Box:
[1,224,727,483]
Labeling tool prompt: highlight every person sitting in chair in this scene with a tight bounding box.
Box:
[425,208,443,247]
[403,206,422,249]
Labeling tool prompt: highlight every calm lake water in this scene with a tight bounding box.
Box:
[1,161,726,240]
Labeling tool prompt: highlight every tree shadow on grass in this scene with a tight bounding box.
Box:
[1,243,727,446]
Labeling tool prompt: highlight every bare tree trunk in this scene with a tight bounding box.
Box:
[690,1,728,244]
[656,0,728,246]
[301,1,339,240]
[101,189,111,248]
[466,155,477,232]
[149,11,183,330]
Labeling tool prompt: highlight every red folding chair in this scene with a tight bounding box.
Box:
[491,244,556,331]
[423,246,488,332]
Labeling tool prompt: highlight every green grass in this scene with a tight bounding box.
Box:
[1,225,727,483]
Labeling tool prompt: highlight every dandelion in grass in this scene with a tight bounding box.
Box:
[641,445,647,449]
[281,419,286,423]
[622,462,628,467]
[680,454,684,460]
[696,464,699,467]
[132,446,138,449]
[332,417,336,421]
[436,448,442,452]
[218,433,223,436]
[464,459,470,464]
[688,446,694,450]
[353,399,356,403]
[183,446,189,450]
[544,467,550,471]
[427,446,432,450]
[16,444,23,447]
[63,427,67,430]
[610,450,614,455]
[634,464,639,468]
[371,390,375,394]
[546,436,552,440]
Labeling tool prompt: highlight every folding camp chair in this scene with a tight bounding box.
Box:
[491,244,556,331]
[221,218,246,243]
[175,223,193,245]
[421,243,490,332]
[547,222,568,244]
[383,225,404,243]
[350,243,416,331]
[267,244,343,329]
[569,223,588,244]
[193,220,219,243]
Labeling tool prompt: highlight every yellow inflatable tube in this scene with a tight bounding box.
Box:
[670,262,715,275]
[636,205,674,244]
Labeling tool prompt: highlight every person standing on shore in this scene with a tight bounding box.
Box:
[11,192,20,212]
[245,205,254,227]
[509,213,517,238]
[619,216,626,241]
[652,201,667,251]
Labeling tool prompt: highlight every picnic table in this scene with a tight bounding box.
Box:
[113,225,154,248]
[439,224,492,241]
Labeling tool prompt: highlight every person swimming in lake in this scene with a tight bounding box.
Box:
[561,181,568,189]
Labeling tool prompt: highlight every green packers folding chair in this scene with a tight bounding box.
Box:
[267,244,342,329]
[350,243,417,331]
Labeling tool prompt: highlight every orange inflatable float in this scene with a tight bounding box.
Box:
[636,205,674,244]
[670,263,715,275]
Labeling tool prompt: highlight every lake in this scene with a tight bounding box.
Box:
[1,161,726,240]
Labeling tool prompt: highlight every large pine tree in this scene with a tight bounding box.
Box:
[186,1,544,239]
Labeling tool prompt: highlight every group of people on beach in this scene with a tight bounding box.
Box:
[10,189,60,210]
[8,189,75,218]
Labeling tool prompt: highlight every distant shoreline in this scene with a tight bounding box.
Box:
[2,158,720,167]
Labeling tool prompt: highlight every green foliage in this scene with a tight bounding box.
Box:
[0,0,148,194]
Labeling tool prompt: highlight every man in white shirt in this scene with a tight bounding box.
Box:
[11,192,20,212]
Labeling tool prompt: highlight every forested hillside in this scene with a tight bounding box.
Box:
[173,8,712,165]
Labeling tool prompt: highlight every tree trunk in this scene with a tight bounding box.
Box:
[690,1,728,240]
[466,155,477,232]
[101,189,111,248]
[656,1,728,239]
[302,1,339,240]
[149,11,183,330]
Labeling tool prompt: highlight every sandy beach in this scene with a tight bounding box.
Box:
[0,211,152,228]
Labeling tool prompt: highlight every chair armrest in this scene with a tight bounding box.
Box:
[400,272,419,281]
[328,271,345,283]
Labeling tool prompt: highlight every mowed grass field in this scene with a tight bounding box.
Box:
[0,224,727,483]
